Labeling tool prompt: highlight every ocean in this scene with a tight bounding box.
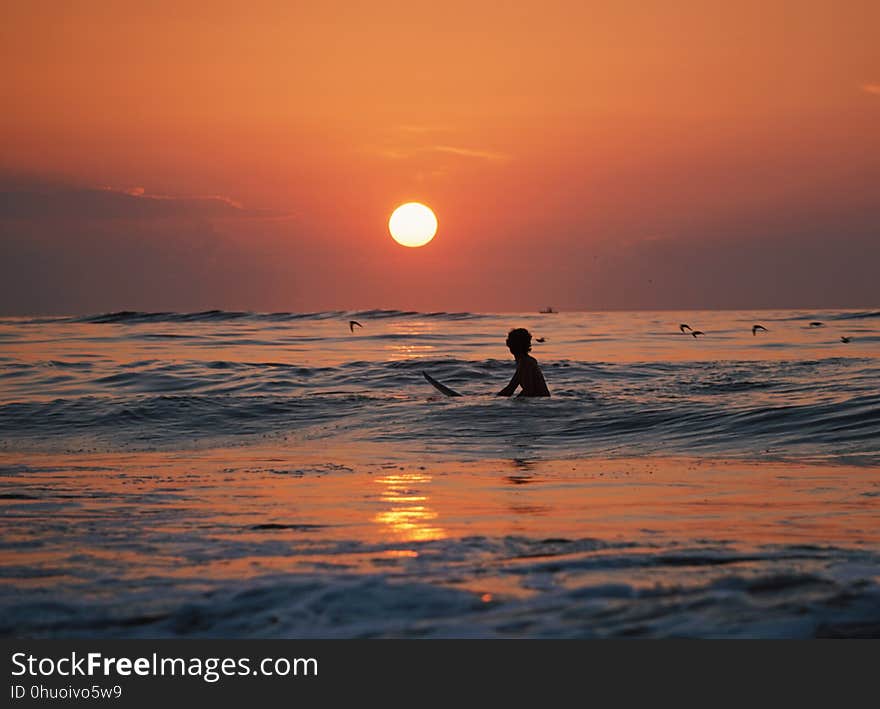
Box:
[1,309,879,637]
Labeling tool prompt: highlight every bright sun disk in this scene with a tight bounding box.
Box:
[389,202,437,247]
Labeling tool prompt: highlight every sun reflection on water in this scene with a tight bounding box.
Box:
[373,472,446,542]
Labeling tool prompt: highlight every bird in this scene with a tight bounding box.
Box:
[691,330,704,338]
[349,320,363,332]
[841,336,851,343]
[679,323,692,333]
[809,321,823,327]
[752,325,768,336]
[535,337,546,343]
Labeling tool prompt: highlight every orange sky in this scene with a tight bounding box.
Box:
[1,1,878,313]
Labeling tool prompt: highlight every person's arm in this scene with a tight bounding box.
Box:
[497,364,521,396]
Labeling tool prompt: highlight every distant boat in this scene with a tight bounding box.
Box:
[539,307,558,314]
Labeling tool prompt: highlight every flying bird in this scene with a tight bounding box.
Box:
[691,331,704,338]
[349,320,363,332]
[679,324,692,333]
[841,336,851,343]
[809,321,824,327]
[752,325,768,336]
[535,337,546,343]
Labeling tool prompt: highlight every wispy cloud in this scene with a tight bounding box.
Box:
[369,125,511,162]
[0,177,285,220]
[429,145,510,161]
[375,148,410,160]
[373,144,510,162]
[861,83,880,95]
[98,184,251,211]
[396,124,450,134]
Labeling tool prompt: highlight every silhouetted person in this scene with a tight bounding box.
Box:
[497,328,550,397]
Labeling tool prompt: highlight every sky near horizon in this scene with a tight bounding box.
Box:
[1,1,878,314]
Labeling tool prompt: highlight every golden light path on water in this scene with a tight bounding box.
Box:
[3,448,880,591]
[373,473,446,543]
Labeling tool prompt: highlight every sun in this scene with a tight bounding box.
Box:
[388,202,437,247]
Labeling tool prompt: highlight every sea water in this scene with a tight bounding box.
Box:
[1,309,878,637]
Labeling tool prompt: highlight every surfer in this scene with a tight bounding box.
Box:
[497,328,550,397]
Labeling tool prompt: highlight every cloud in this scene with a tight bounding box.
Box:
[369,125,510,162]
[374,144,510,162]
[0,184,307,315]
[396,124,450,134]
[862,83,880,95]
[429,145,510,161]
[0,175,284,220]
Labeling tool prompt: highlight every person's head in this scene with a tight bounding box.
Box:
[506,328,532,357]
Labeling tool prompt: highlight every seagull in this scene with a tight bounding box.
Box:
[680,324,692,333]
[535,337,546,343]
[752,325,768,336]
[691,330,704,338]
[809,321,824,327]
[349,320,363,332]
[841,336,851,343]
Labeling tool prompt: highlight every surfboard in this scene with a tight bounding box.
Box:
[422,371,463,397]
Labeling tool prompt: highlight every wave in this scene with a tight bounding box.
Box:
[0,354,874,390]
[830,310,880,321]
[2,387,877,461]
[72,310,339,324]
[6,308,879,327]
[777,310,880,323]
[3,541,878,637]
[1,308,877,461]
[59,309,488,325]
